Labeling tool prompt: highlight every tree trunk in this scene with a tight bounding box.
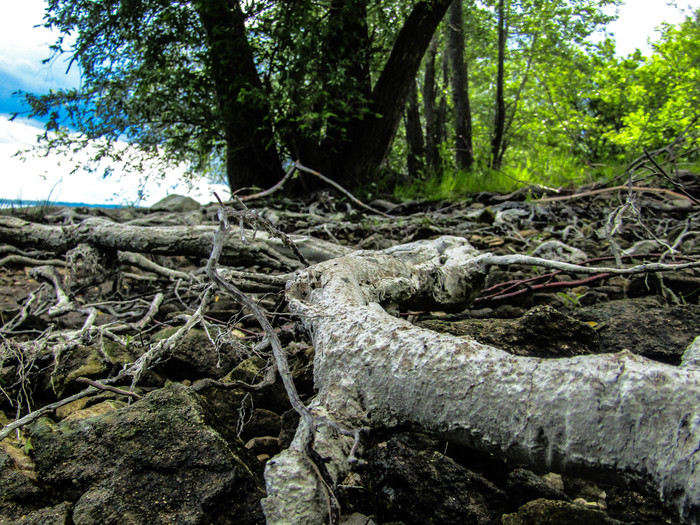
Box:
[490,0,507,170]
[262,236,700,524]
[0,216,351,270]
[449,0,474,171]
[423,35,442,174]
[404,80,425,179]
[341,0,452,186]
[319,0,372,173]
[195,0,282,192]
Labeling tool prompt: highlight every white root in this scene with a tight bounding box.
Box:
[262,236,700,524]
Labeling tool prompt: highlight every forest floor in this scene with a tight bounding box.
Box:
[0,179,699,525]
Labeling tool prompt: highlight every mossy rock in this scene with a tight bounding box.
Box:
[28,383,265,525]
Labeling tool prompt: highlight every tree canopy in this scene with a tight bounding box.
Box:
[21,0,456,193]
[16,0,700,198]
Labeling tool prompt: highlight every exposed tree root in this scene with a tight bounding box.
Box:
[262,236,700,524]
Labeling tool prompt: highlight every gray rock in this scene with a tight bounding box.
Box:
[362,433,506,524]
[28,383,264,525]
[502,498,624,525]
[149,194,201,212]
[576,298,700,364]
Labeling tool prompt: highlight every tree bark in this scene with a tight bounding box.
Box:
[404,80,425,179]
[449,0,474,171]
[195,0,282,192]
[319,0,372,171]
[0,216,351,270]
[423,35,442,174]
[341,0,452,185]
[262,236,700,524]
[490,0,508,170]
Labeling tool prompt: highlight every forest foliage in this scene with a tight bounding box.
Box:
[15,0,700,200]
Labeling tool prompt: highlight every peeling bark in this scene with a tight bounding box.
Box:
[262,236,700,524]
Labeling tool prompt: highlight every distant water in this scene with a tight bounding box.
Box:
[0,199,124,209]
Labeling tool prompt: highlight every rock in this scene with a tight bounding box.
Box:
[501,498,624,525]
[576,298,700,364]
[530,240,588,263]
[39,342,138,398]
[506,468,571,507]
[420,305,598,358]
[149,194,201,212]
[10,501,74,525]
[150,327,247,380]
[245,436,280,456]
[362,433,506,524]
[0,440,45,520]
[681,336,700,370]
[340,512,378,525]
[240,408,282,441]
[28,383,265,525]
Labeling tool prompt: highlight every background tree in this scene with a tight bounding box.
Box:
[20,0,454,193]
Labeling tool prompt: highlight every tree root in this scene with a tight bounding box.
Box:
[262,235,700,524]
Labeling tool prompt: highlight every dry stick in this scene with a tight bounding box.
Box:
[0,255,66,268]
[238,164,297,202]
[478,252,700,275]
[206,200,360,525]
[0,387,98,441]
[118,251,193,281]
[536,185,696,204]
[294,161,393,218]
[29,266,71,316]
[76,377,142,399]
[644,149,700,207]
[229,196,311,267]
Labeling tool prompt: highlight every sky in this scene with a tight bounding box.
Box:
[1,1,699,206]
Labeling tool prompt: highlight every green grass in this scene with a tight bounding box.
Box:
[388,150,651,202]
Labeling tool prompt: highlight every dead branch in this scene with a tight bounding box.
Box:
[0,215,350,270]
[294,161,393,218]
[536,185,696,205]
[262,236,700,524]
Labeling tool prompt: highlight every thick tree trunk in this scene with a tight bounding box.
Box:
[262,236,700,524]
[341,0,452,186]
[490,0,507,170]
[195,0,282,192]
[449,0,474,171]
[319,0,372,171]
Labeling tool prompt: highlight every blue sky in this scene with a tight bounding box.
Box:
[1,0,699,205]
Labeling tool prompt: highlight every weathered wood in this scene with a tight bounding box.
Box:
[262,236,700,524]
[0,216,351,269]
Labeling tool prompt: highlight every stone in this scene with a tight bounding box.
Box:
[421,305,598,358]
[501,498,624,525]
[150,327,247,380]
[28,383,265,525]
[576,299,700,364]
[362,433,506,524]
[506,468,571,507]
[149,194,201,212]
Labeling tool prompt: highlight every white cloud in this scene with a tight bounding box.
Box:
[0,116,228,206]
[0,0,79,95]
[602,1,699,56]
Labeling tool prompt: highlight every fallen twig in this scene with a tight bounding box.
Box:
[76,377,142,399]
[536,185,696,204]
[294,161,393,218]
